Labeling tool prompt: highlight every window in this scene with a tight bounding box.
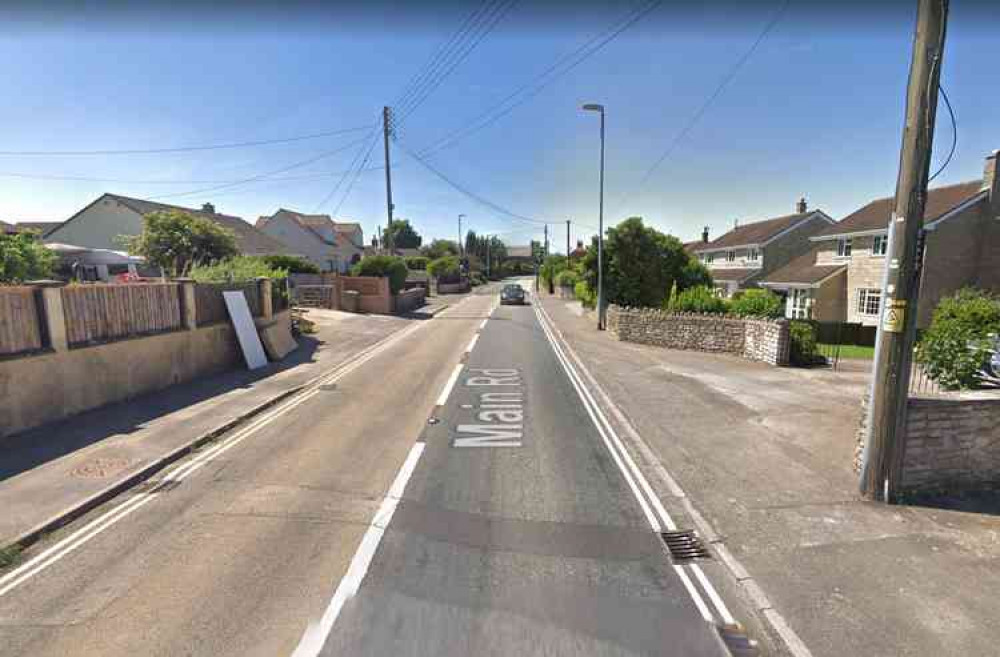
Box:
[856,288,881,316]
[706,253,715,264]
[748,248,759,262]
[872,235,887,256]
[726,250,736,263]
[787,289,811,319]
[837,238,853,258]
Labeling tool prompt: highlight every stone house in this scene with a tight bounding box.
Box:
[45,193,294,258]
[691,199,835,297]
[761,150,1000,327]
[256,209,363,273]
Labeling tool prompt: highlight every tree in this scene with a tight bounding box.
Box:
[579,217,693,308]
[427,255,461,281]
[383,219,422,250]
[421,239,459,260]
[539,254,568,287]
[0,233,56,282]
[121,210,239,277]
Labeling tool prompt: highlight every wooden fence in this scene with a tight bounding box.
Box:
[61,283,183,346]
[195,282,262,326]
[0,287,44,356]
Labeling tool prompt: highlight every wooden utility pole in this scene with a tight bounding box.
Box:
[566,220,571,258]
[382,106,395,254]
[860,0,948,501]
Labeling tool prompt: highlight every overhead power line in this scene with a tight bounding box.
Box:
[313,125,382,213]
[0,124,373,157]
[928,83,956,182]
[414,0,664,159]
[615,0,789,211]
[332,134,382,216]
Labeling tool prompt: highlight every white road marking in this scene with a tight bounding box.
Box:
[436,363,464,407]
[691,563,735,626]
[465,333,479,354]
[291,442,425,657]
[0,293,487,600]
[674,565,714,622]
[479,318,488,330]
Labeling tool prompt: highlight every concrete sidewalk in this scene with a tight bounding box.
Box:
[0,309,416,550]
[539,293,1000,657]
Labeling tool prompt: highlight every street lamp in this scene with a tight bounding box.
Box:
[581,103,606,330]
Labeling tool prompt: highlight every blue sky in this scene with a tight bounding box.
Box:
[0,1,997,251]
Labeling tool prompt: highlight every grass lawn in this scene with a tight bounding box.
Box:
[819,343,875,360]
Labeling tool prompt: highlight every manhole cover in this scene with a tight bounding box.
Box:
[659,530,711,563]
[70,457,139,479]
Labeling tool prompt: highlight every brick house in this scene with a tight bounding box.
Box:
[691,199,835,297]
[761,150,1000,327]
[256,209,363,272]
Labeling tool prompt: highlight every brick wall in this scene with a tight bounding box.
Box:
[606,305,789,365]
[393,287,426,314]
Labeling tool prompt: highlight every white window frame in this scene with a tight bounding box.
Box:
[788,289,811,319]
[706,253,715,264]
[871,235,887,256]
[856,287,881,317]
[726,250,736,263]
[836,237,853,258]
[748,247,760,262]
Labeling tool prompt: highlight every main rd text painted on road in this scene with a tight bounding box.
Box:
[452,368,524,448]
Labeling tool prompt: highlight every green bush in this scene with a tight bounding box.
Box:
[575,281,596,308]
[671,285,729,314]
[351,255,408,294]
[0,232,56,282]
[405,256,429,271]
[469,271,486,286]
[258,254,319,274]
[427,255,461,282]
[918,288,1000,389]
[789,320,820,366]
[554,269,579,288]
[730,288,783,318]
[190,255,287,283]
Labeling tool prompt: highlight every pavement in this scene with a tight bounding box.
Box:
[0,282,756,656]
[537,292,1000,657]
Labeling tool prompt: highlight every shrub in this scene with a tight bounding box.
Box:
[0,233,56,282]
[190,255,287,283]
[671,285,729,314]
[575,281,596,308]
[405,256,429,271]
[918,288,1000,389]
[789,320,820,366]
[121,209,239,277]
[351,255,408,294]
[427,255,461,282]
[469,271,486,286]
[258,254,319,274]
[554,269,579,288]
[730,288,783,318]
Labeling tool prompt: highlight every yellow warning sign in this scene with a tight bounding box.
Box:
[882,298,906,332]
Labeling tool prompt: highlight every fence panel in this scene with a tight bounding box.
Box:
[195,282,261,325]
[61,283,182,346]
[0,286,44,356]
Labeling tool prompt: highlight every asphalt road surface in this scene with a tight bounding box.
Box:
[0,283,744,656]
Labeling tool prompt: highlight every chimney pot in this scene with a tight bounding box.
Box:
[796,197,808,213]
[701,226,710,243]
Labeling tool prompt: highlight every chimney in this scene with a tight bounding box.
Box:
[984,150,1000,217]
[202,202,216,214]
[701,226,710,243]
[796,197,808,214]
[576,239,583,249]
[733,218,739,230]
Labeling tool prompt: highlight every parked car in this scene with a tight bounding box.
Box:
[500,284,526,305]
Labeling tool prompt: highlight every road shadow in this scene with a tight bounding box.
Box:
[905,490,1000,517]
[0,335,321,485]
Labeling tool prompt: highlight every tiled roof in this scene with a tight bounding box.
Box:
[815,180,985,238]
[694,211,824,252]
[102,194,295,256]
[759,250,846,286]
[683,240,705,252]
[707,268,759,283]
[333,222,361,232]
[13,221,62,236]
[265,208,357,248]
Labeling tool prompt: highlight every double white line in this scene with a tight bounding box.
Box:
[0,298,479,600]
[532,301,735,628]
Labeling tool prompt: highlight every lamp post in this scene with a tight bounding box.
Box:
[582,103,606,330]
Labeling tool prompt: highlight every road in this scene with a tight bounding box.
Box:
[0,282,746,656]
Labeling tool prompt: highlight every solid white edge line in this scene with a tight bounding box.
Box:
[436,363,464,407]
[465,333,479,354]
[0,295,486,601]
[674,565,714,623]
[291,441,425,657]
[690,563,735,626]
[479,318,488,330]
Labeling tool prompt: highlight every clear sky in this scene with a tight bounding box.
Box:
[0,0,997,251]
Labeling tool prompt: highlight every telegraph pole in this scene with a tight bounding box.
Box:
[566,220,571,258]
[486,238,491,279]
[382,106,395,254]
[458,214,465,257]
[860,0,948,501]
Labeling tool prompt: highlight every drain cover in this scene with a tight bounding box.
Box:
[659,530,711,563]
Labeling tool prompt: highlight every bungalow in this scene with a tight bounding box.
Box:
[692,199,835,297]
[256,208,363,272]
[761,150,1000,327]
[45,193,294,257]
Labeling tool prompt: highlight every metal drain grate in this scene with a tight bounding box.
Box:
[659,529,711,563]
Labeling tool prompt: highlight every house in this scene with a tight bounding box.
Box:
[569,239,588,261]
[256,208,363,272]
[692,199,835,297]
[763,150,1000,327]
[506,245,535,263]
[683,227,712,254]
[0,221,14,235]
[45,193,294,258]
[2,221,62,237]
